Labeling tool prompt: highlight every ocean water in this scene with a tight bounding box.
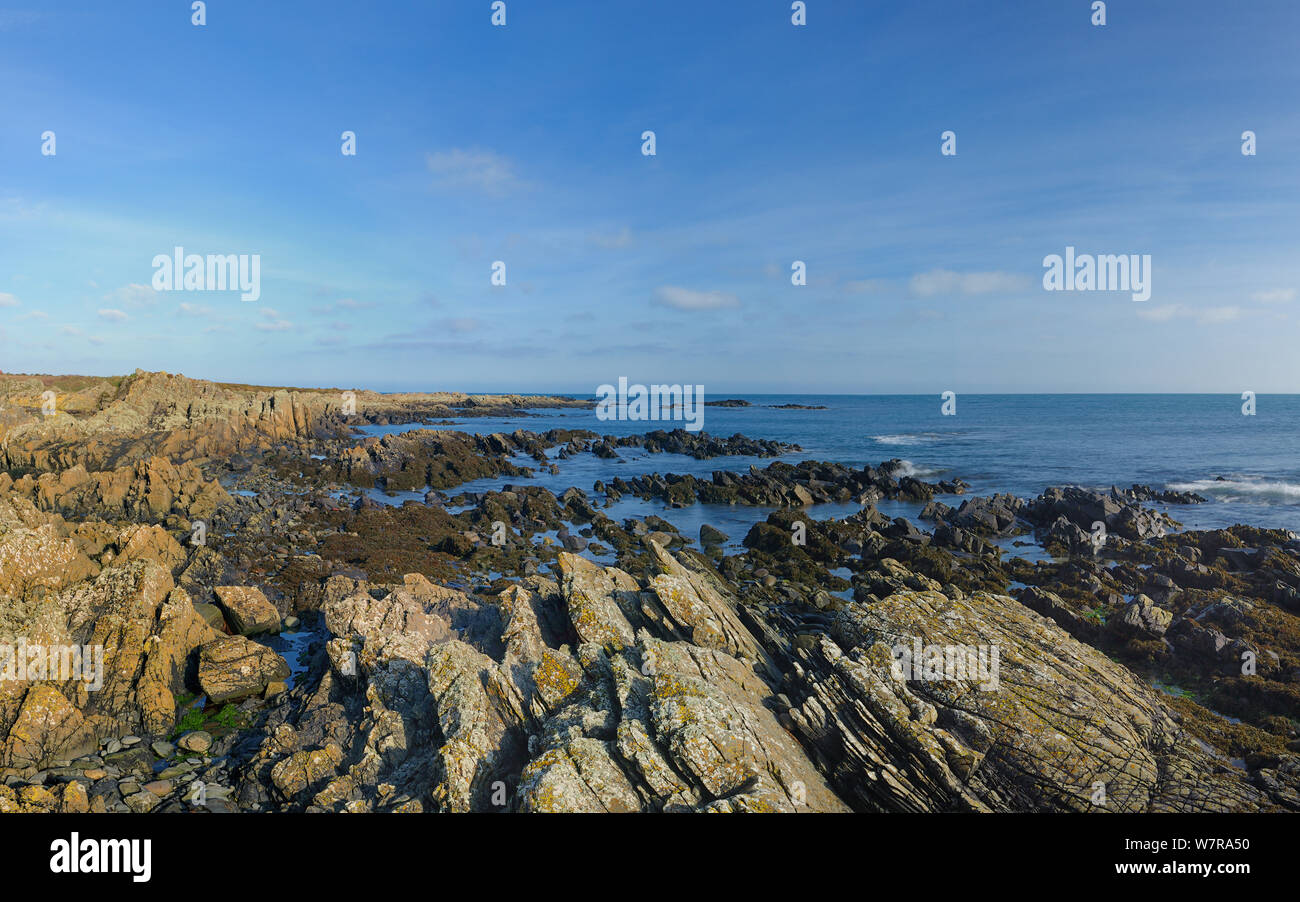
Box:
[357,394,1300,536]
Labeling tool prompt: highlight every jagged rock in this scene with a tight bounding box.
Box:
[556,553,635,651]
[1110,595,1173,640]
[1027,486,1178,541]
[787,588,1269,811]
[2,685,95,769]
[197,636,290,703]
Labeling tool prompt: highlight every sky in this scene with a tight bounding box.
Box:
[0,0,1298,393]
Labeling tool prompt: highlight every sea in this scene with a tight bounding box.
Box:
[354,394,1300,554]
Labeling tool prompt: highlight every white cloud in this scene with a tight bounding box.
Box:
[0,292,19,307]
[1197,305,1241,324]
[426,148,523,196]
[654,285,741,311]
[908,269,1029,297]
[1252,289,1295,304]
[178,302,212,316]
[1135,304,1181,322]
[110,283,161,307]
[97,308,128,322]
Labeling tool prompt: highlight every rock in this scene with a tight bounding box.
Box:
[1027,486,1178,542]
[1110,595,1174,640]
[151,741,175,758]
[798,587,1270,811]
[177,731,212,753]
[560,533,588,552]
[197,637,290,703]
[2,686,94,769]
[143,779,173,796]
[123,790,160,813]
[193,602,227,631]
[699,524,729,547]
[556,553,635,651]
[214,586,281,635]
[60,781,90,813]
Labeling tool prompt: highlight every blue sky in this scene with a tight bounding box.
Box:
[1,0,1297,393]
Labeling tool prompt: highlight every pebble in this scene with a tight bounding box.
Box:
[143,780,173,796]
[152,741,175,758]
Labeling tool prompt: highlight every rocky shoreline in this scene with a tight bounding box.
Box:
[0,370,1297,813]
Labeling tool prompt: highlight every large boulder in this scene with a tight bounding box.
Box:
[214,586,280,635]
[197,636,290,703]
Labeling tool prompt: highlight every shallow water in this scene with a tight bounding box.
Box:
[357,394,1300,534]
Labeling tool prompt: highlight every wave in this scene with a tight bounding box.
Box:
[871,432,956,446]
[1167,477,1300,502]
[892,460,947,479]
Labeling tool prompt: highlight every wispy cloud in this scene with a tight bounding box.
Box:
[0,11,41,31]
[256,308,294,332]
[1136,304,1241,325]
[842,279,889,295]
[1253,289,1295,304]
[310,297,376,315]
[653,285,741,311]
[109,283,161,307]
[435,317,480,333]
[0,292,19,308]
[97,308,128,322]
[426,148,524,197]
[909,269,1030,298]
[588,227,633,249]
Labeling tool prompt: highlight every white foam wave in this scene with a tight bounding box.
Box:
[892,460,945,478]
[872,432,947,446]
[1167,477,1300,502]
